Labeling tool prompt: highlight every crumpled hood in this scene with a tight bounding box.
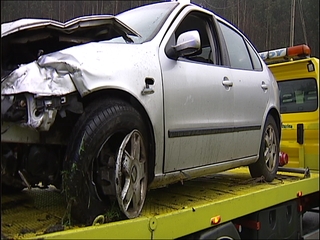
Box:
[1,15,140,38]
[1,41,155,97]
[1,15,141,80]
[1,15,145,97]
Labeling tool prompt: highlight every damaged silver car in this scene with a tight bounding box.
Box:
[1,1,281,225]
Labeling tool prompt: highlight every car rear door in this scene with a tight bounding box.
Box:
[218,21,269,160]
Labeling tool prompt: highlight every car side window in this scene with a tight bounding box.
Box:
[218,22,253,70]
[175,12,215,64]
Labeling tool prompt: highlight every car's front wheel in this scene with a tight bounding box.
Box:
[116,129,148,218]
[63,98,148,225]
[249,116,279,182]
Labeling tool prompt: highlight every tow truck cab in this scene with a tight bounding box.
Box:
[260,45,319,170]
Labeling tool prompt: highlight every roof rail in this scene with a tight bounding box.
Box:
[259,44,311,64]
[171,0,190,3]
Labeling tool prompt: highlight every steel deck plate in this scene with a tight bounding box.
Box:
[1,167,319,239]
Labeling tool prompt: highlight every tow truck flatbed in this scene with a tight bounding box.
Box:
[2,167,319,239]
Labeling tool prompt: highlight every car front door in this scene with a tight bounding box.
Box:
[159,10,235,172]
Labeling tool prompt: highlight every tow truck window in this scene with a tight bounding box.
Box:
[278,78,318,113]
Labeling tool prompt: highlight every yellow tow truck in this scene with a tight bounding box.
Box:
[1,37,319,238]
[1,37,319,240]
[260,44,319,171]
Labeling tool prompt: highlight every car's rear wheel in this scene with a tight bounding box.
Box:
[249,116,279,182]
[63,98,148,225]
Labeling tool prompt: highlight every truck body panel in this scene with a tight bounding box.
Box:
[268,57,319,170]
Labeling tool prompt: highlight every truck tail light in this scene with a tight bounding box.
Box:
[279,152,289,166]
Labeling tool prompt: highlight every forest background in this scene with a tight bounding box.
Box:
[1,0,319,58]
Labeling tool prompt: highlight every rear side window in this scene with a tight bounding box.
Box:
[278,78,318,113]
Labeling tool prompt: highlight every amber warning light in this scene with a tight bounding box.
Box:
[211,215,221,225]
[259,44,311,61]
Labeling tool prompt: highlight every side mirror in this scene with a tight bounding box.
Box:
[166,30,201,60]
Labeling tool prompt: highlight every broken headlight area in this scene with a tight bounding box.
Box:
[1,93,83,131]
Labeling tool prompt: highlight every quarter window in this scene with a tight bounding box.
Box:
[246,41,262,70]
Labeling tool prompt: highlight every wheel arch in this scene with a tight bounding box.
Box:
[82,89,156,184]
[249,108,281,181]
[267,107,281,140]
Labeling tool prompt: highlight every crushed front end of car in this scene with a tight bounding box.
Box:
[1,15,139,131]
[1,15,140,192]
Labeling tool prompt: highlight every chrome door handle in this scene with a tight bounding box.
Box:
[261,81,268,90]
[222,78,233,87]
